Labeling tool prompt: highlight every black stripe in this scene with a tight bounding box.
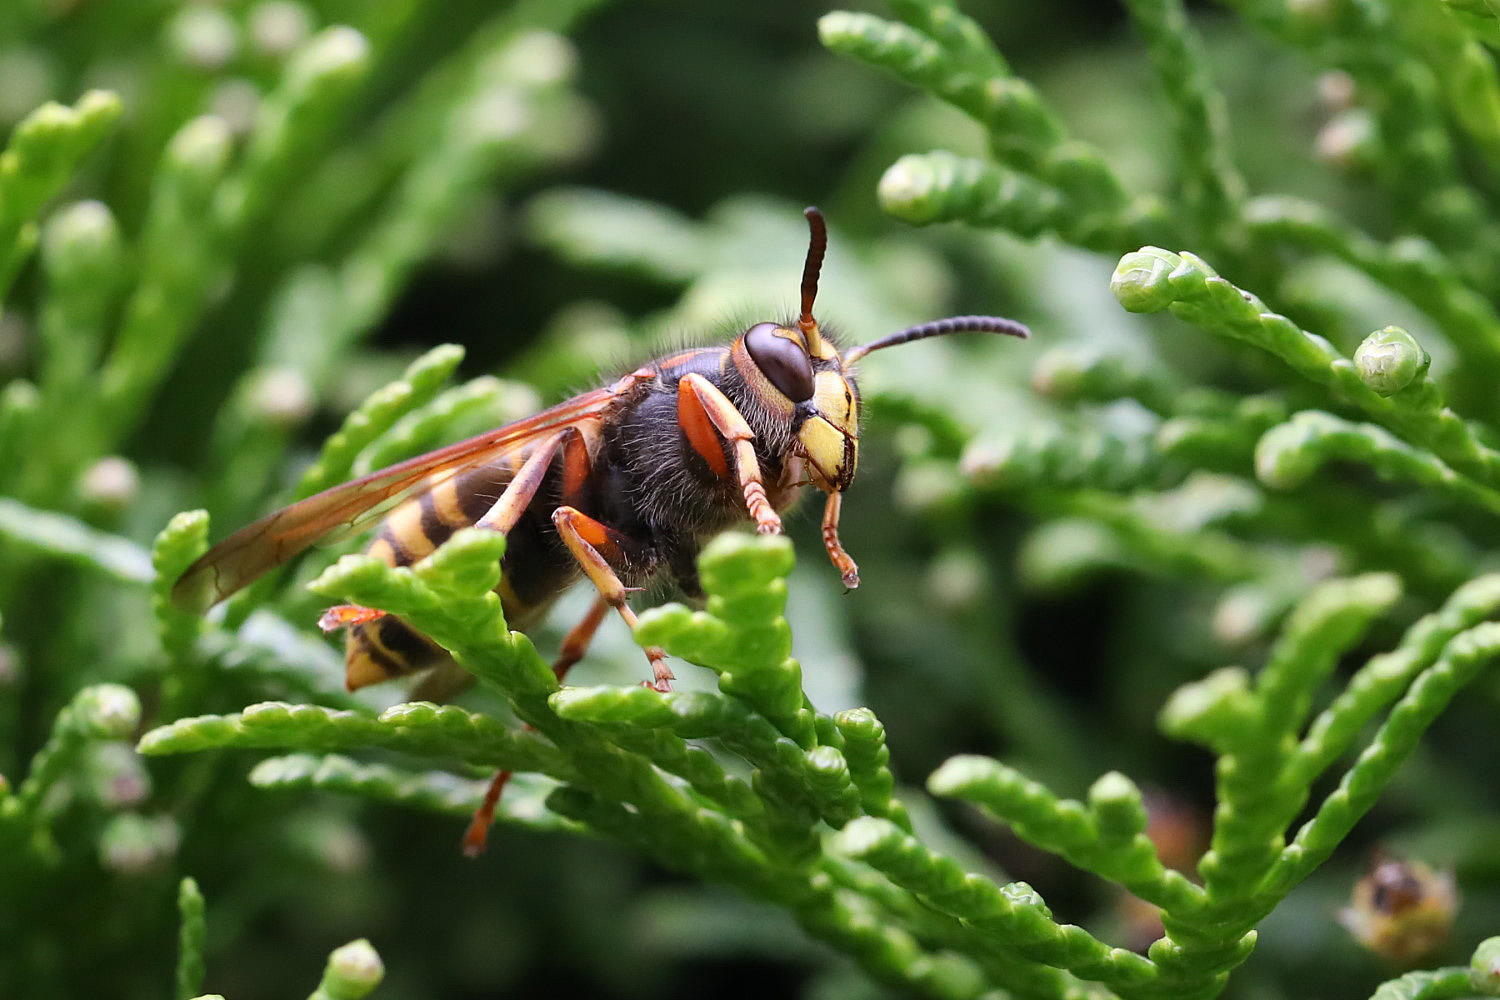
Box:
[377,615,444,668]
[455,468,508,523]
[378,524,414,566]
[351,625,407,679]
[418,492,452,546]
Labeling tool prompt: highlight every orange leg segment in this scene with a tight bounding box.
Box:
[461,595,613,858]
[676,373,782,534]
[552,505,673,691]
[317,604,387,632]
[473,430,570,533]
[821,491,860,589]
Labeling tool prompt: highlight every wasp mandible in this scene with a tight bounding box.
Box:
[174,208,1029,697]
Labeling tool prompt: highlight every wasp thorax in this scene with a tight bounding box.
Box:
[744,321,815,402]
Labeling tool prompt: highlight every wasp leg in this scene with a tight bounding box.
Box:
[462,770,514,858]
[676,372,782,534]
[472,429,572,533]
[821,490,860,589]
[552,595,611,682]
[461,594,611,858]
[551,505,672,691]
[318,604,387,631]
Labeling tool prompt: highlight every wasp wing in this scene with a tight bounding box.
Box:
[173,382,636,612]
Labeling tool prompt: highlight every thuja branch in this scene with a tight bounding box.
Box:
[1112,247,1500,490]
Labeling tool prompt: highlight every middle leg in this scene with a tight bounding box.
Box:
[551,505,671,691]
[461,594,612,857]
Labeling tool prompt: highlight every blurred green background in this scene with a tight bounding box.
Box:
[2,1,1496,998]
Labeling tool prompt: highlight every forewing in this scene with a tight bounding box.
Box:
[172,386,624,612]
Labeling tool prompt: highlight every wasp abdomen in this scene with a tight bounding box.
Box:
[344,451,588,690]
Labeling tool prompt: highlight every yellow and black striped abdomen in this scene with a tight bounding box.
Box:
[342,461,512,689]
[343,448,573,691]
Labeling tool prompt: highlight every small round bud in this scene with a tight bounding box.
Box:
[894,460,966,516]
[41,200,123,283]
[878,155,943,224]
[1471,936,1500,995]
[958,438,1012,487]
[86,742,151,809]
[248,1,314,58]
[324,939,384,996]
[287,815,370,874]
[1029,348,1089,401]
[488,31,576,87]
[1317,70,1357,111]
[79,456,140,512]
[1315,110,1377,172]
[210,78,261,136]
[1159,667,1255,746]
[1255,419,1321,490]
[461,88,531,146]
[1340,856,1457,964]
[1110,248,1180,313]
[807,746,851,784]
[1286,0,1340,27]
[166,115,234,181]
[246,367,315,427]
[925,549,984,612]
[1354,326,1429,397]
[74,684,141,740]
[168,6,240,71]
[1089,771,1147,842]
[100,813,181,874]
[1213,586,1275,645]
[287,26,370,91]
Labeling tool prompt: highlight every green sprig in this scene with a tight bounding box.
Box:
[96,114,234,441]
[140,700,562,775]
[832,817,1160,995]
[0,90,122,300]
[247,753,573,829]
[1194,575,1399,904]
[293,343,465,498]
[307,939,384,1000]
[216,27,372,234]
[152,510,210,673]
[1113,247,1500,487]
[929,756,1204,913]
[1264,621,1500,897]
[0,498,153,584]
[176,877,206,1000]
[1120,0,1244,245]
[1291,573,1500,785]
[12,684,140,824]
[1245,196,1500,376]
[1255,411,1500,518]
[635,533,815,747]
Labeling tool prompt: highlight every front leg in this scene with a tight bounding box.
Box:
[676,372,783,533]
[551,505,673,691]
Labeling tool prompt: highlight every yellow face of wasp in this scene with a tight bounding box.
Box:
[798,368,859,492]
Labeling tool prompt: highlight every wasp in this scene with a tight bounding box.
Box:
[174,208,1028,848]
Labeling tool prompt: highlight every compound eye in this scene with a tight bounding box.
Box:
[744,322,815,402]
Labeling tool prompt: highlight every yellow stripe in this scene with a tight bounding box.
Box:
[430,477,471,528]
[385,499,434,563]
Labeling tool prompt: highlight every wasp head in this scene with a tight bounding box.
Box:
[736,207,1030,497]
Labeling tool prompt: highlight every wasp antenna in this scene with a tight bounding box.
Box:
[799,207,828,353]
[843,315,1031,364]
